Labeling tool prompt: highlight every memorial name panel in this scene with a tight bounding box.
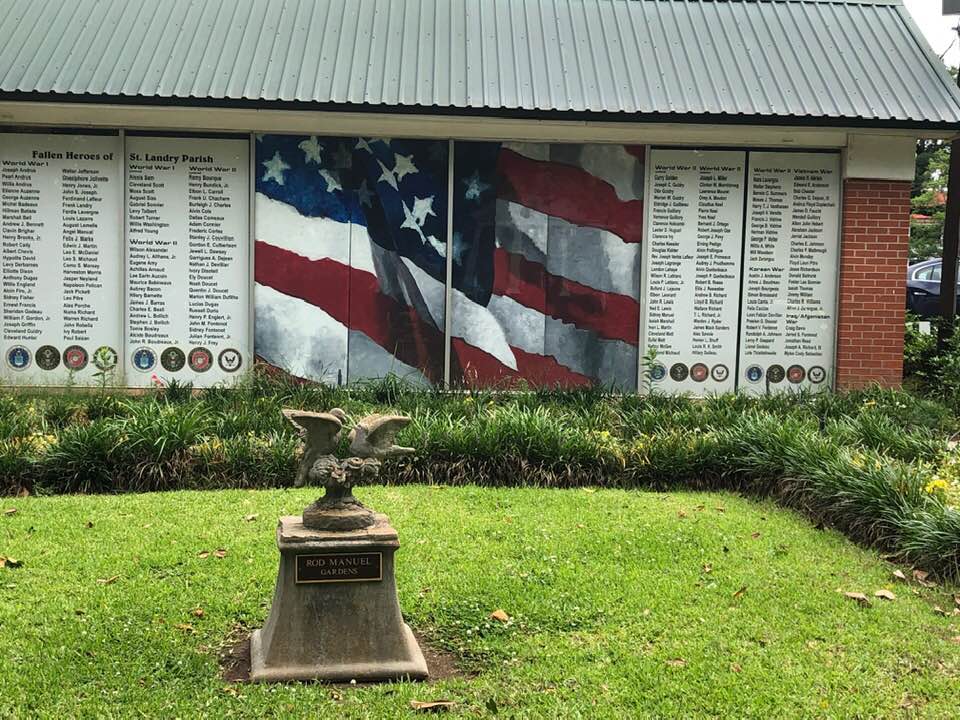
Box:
[738,152,840,393]
[643,149,745,394]
[125,137,250,386]
[0,133,122,384]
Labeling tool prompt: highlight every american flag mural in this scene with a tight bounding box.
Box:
[255,135,448,385]
[450,142,644,389]
[254,136,644,389]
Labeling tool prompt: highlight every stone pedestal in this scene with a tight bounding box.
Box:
[250,514,428,683]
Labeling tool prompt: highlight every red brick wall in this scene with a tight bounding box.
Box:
[835,179,911,390]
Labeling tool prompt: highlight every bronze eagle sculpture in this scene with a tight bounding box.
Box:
[283,408,414,530]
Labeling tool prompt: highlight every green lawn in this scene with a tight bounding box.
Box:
[1,486,959,718]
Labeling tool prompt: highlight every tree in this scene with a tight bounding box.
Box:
[911,142,949,261]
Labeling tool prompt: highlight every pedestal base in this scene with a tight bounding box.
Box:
[250,514,428,683]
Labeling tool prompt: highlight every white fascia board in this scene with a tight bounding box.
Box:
[0,101,945,147]
[844,133,919,181]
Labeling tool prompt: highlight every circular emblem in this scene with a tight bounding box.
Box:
[160,347,185,372]
[188,347,213,373]
[132,347,157,372]
[787,364,806,384]
[808,365,826,384]
[649,363,667,382]
[35,345,60,371]
[690,363,709,383]
[6,346,31,371]
[218,348,243,373]
[766,364,785,384]
[93,346,118,371]
[63,345,88,371]
[669,363,689,382]
[745,365,764,384]
[711,364,729,383]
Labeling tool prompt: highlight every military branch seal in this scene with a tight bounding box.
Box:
[132,348,157,372]
[218,348,242,372]
[93,346,118,371]
[766,364,785,384]
[690,363,709,382]
[188,347,213,373]
[63,346,88,371]
[6,346,30,371]
[160,347,185,372]
[35,345,60,371]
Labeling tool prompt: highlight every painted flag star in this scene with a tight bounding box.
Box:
[331,144,353,169]
[411,196,436,226]
[298,136,324,164]
[355,138,375,154]
[393,153,418,180]
[262,151,290,185]
[400,201,425,239]
[462,170,491,201]
[376,159,398,190]
[357,180,374,207]
[425,235,445,256]
[319,169,342,193]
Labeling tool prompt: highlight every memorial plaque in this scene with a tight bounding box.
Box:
[0,133,123,385]
[295,552,383,584]
[643,149,745,394]
[738,152,840,393]
[125,136,250,387]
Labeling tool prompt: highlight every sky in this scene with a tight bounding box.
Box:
[904,0,960,69]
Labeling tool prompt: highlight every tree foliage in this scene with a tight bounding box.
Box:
[911,139,949,261]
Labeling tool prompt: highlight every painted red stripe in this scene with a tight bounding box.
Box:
[255,241,350,324]
[491,248,639,346]
[255,241,443,382]
[496,148,644,244]
[450,338,592,388]
[256,241,614,388]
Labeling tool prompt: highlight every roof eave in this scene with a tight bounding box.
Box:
[1,91,958,133]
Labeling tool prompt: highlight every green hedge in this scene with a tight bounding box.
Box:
[1,373,959,578]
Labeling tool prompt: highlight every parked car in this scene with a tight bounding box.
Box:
[906,258,960,317]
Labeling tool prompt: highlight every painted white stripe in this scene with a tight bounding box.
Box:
[256,223,519,371]
[255,193,352,264]
[483,292,636,387]
[495,200,640,298]
[347,330,430,386]
[502,141,550,162]
[254,283,347,383]
[404,258,518,370]
[255,283,429,385]
[255,194,636,384]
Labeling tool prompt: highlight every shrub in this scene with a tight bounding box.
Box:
[0,376,958,578]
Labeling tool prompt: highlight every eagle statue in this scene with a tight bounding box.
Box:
[283,408,414,531]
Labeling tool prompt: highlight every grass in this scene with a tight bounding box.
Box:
[2,486,959,718]
[4,378,960,579]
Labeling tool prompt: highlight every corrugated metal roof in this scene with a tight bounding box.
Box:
[0,0,958,125]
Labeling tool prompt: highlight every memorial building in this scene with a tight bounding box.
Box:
[1,0,958,394]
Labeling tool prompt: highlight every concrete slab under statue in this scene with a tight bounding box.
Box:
[250,408,428,683]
